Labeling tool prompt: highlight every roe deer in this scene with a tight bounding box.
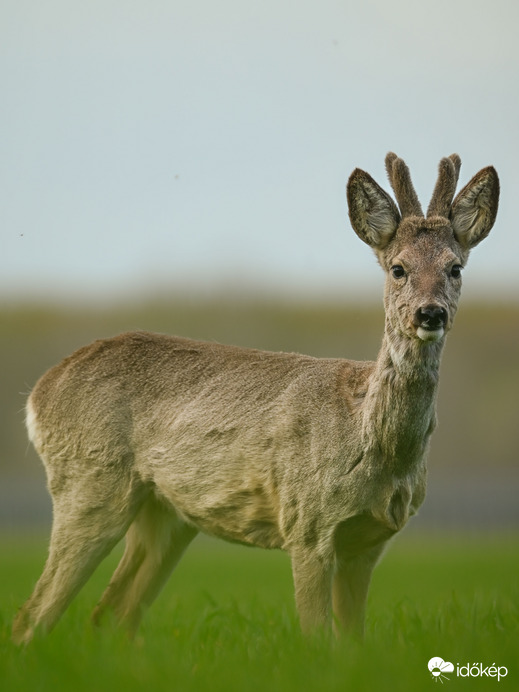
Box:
[12,153,499,644]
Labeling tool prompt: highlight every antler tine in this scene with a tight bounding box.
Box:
[427,154,462,218]
[384,152,423,218]
[448,153,461,181]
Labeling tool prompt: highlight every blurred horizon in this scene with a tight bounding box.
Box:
[2,278,518,311]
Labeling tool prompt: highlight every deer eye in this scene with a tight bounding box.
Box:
[450,264,463,279]
[391,265,406,279]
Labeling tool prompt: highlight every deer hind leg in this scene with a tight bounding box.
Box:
[92,494,197,637]
[12,476,144,645]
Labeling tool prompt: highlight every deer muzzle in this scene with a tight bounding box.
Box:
[414,305,448,342]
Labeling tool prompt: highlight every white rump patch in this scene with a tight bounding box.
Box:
[25,398,42,448]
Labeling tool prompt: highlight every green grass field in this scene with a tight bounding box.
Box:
[0,532,517,691]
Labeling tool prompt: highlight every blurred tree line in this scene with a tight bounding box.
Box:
[1,298,517,527]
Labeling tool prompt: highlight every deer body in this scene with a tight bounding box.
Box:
[13,154,499,644]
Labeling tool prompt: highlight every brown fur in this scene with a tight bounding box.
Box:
[12,153,499,644]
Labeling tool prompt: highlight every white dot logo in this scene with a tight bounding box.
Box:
[428,657,454,683]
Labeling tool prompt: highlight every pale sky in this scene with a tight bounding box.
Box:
[2,0,518,303]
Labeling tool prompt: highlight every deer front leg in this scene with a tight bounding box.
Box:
[332,544,386,639]
[290,548,334,634]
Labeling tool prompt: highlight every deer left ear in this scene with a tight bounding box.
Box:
[450,166,499,249]
[347,168,400,249]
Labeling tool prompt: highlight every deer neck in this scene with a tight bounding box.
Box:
[361,319,444,473]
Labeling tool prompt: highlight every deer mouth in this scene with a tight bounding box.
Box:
[416,325,445,342]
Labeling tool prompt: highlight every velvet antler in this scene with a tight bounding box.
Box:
[385,152,423,218]
[427,154,462,218]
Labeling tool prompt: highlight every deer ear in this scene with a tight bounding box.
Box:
[450,166,499,249]
[347,169,400,249]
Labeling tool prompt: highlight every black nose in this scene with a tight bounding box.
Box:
[415,305,448,331]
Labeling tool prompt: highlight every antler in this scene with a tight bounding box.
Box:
[427,154,461,218]
[385,152,423,218]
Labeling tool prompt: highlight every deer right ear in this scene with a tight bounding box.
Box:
[450,166,499,249]
[347,169,400,249]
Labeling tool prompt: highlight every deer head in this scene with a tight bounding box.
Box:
[347,153,499,343]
